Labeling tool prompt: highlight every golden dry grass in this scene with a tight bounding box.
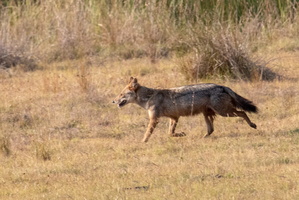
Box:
[0,51,299,199]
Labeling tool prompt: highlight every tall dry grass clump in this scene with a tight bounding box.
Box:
[0,0,97,64]
[96,1,176,62]
[77,64,91,92]
[35,142,52,161]
[0,134,11,156]
[178,24,279,81]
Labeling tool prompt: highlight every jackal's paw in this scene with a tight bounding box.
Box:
[203,134,211,138]
[250,123,257,129]
[172,132,186,137]
[142,137,149,143]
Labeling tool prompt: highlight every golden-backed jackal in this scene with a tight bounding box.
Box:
[113,77,258,142]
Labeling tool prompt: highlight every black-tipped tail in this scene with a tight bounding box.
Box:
[224,87,258,113]
[236,95,258,113]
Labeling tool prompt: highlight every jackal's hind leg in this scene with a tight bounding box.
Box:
[169,118,186,137]
[234,111,257,129]
[203,112,214,138]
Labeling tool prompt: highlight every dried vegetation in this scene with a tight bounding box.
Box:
[1,0,299,199]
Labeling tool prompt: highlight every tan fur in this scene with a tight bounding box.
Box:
[113,77,258,142]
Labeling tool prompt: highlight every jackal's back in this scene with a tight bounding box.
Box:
[159,84,221,117]
[159,83,257,117]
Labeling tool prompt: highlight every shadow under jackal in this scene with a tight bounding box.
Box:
[112,77,258,142]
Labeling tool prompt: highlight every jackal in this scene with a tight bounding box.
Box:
[112,77,258,142]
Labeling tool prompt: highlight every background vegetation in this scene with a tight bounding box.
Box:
[0,0,298,79]
[1,0,299,199]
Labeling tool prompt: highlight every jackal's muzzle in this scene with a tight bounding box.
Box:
[118,99,127,107]
[112,98,128,108]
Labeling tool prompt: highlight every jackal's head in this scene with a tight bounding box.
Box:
[112,77,140,108]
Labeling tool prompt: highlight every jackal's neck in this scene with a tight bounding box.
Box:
[135,86,156,109]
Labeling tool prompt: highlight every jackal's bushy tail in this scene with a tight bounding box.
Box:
[224,87,258,113]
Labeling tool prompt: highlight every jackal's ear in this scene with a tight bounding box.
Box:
[129,77,139,91]
[129,77,137,83]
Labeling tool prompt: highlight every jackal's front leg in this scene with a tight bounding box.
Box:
[142,118,158,143]
[142,110,159,142]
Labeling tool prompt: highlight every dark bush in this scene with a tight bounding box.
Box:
[178,33,279,82]
[0,49,38,72]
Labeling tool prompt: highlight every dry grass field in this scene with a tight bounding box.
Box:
[1,1,299,199]
[1,49,299,199]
